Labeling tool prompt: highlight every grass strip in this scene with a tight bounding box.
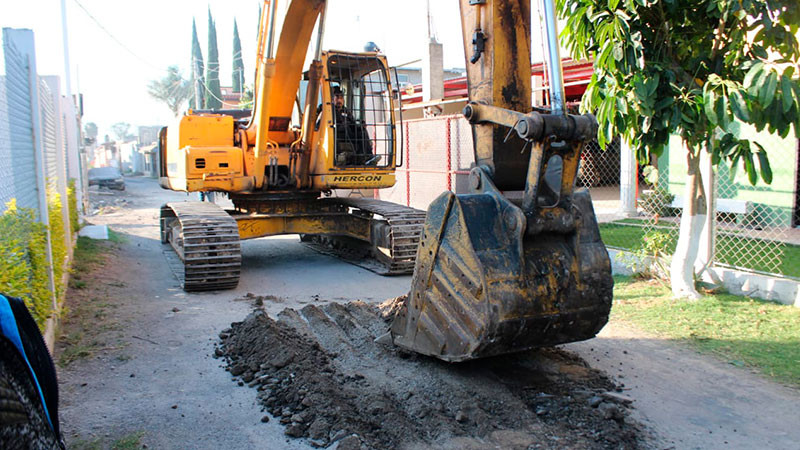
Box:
[612,275,800,386]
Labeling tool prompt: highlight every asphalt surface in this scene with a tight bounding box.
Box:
[57,176,800,449]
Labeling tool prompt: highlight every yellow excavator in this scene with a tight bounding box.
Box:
[159,0,613,362]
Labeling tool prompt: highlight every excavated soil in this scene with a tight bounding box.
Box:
[217,297,648,449]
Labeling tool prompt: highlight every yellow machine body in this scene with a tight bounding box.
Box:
[157,0,613,363]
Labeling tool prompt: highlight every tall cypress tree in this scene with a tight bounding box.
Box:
[190,18,205,110]
[232,19,244,94]
[205,8,223,109]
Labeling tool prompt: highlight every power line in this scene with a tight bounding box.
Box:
[71,0,168,73]
[72,0,241,108]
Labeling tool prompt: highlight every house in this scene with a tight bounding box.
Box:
[220,86,244,109]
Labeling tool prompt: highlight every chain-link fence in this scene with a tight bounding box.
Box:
[599,130,800,280]
[382,108,799,281]
[712,129,799,278]
[379,115,473,210]
[380,114,625,212]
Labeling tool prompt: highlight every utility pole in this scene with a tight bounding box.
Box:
[60,0,72,97]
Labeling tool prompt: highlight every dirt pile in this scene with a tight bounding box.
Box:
[218,300,647,449]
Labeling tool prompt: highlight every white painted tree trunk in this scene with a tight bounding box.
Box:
[670,151,706,299]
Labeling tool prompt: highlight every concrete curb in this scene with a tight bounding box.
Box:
[607,248,800,307]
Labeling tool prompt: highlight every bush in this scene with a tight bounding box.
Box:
[67,178,79,234]
[639,188,677,217]
[0,201,54,329]
[48,189,67,303]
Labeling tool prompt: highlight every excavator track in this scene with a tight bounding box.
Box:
[304,198,426,275]
[160,202,241,292]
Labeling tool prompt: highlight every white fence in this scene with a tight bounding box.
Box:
[1,27,86,343]
[1,28,84,220]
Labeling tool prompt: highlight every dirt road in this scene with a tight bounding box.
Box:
[56,177,799,449]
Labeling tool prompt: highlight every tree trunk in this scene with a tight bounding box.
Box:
[670,150,706,299]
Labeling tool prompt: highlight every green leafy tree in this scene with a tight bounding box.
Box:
[190,18,205,110]
[83,122,98,144]
[239,83,254,108]
[110,122,131,142]
[206,9,223,109]
[232,19,245,94]
[147,66,192,117]
[558,0,800,298]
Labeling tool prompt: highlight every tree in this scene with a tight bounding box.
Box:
[239,83,254,108]
[110,122,132,142]
[84,122,98,142]
[232,19,245,94]
[147,66,192,117]
[206,8,223,109]
[190,18,206,110]
[558,0,800,298]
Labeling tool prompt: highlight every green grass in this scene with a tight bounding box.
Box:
[59,236,120,367]
[108,228,127,244]
[612,275,800,386]
[599,222,800,278]
[71,431,145,450]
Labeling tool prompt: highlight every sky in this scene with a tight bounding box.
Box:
[2,0,558,140]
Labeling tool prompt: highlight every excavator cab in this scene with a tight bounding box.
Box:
[323,53,393,169]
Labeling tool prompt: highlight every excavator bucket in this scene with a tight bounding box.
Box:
[387,133,614,362]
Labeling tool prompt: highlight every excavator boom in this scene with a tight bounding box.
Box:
[386,0,614,362]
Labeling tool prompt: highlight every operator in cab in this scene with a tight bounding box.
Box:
[331,85,376,166]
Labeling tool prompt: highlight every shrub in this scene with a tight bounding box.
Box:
[47,189,67,303]
[67,178,79,234]
[639,188,677,217]
[0,200,53,329]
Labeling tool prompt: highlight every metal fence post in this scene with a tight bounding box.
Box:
[405,122,411,207]
[619,139,638,216]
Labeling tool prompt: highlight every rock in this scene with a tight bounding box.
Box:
[329,429,348,443]
[261,415,270,423]
[598,403,624,421]
[171,405,178,409]
[335,435,362,450]
[455,410,468,423]
[308,417,330,440]
[301,396,314,407]
[601,391,634,405]
[230,364,246,376]
[214,348,224,358]
[242,372,255,383]
[309,438,328,448]
[291,414,304,424]
[285,423,305,438]
[219,332,231,340]
[272,351,295,368]
[588,396,604,408]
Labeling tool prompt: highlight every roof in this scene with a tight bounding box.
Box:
[400,59,593,105]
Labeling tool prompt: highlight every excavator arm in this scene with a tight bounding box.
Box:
[386,0,614,362]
